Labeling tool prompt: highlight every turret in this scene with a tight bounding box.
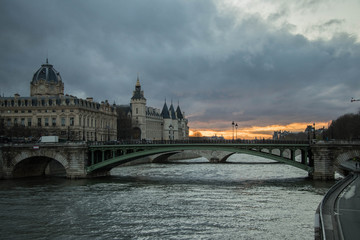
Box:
[130,76,147,139]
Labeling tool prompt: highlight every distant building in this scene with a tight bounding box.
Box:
[117,78,189,141]
[0,59,117,141]
[273,130,291,140]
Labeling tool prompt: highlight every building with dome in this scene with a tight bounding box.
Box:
[0,59,117,142]
[117,77,189,141]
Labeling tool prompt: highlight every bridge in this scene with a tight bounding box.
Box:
[1,141,360,180]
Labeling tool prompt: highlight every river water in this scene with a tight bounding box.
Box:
[0,154,336,240]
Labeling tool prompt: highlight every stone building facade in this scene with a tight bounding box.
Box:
[119,78,189,141]
[0,60,117,141]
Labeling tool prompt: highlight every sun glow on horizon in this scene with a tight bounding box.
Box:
[190,121,330,139]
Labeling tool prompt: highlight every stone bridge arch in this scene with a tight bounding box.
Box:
[12,151,69,178]
[311,141,360,180]
[1,144,88,179]
[334,150,360,176]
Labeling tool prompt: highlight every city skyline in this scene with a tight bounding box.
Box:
[1,0,360,139]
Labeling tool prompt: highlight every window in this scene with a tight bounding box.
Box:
[28,118,32,127]
[52,118,56,127]
[21,118,25,126]
[136,108,138,114]
[45,118,49,126]
[70,117,74,126]
[61,118,66,126]
[7,118,11,126]
[14,118,18,125]
[38,118,42,127]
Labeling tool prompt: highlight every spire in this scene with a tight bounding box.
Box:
[169,102,176,119]
[136,73,140,87]
[161,101,170,119]
[131,75,146,100]
[176,104,184,119]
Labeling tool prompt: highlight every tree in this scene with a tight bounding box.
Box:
[325,112,360,140]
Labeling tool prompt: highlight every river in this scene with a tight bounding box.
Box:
[0,154,336,240]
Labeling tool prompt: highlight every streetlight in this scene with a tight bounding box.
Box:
[169,124,173,142]
[107,125,110,141]
[232,121,235,141]
[83,125,85,141]
[313,122,316,140]
[235,123,238,140]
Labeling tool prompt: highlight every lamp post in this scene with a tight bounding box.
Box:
[95,128,97,142]
[107,125,110,142]
[169,124,174,142]
[235,123,238,140]
[313,122,316,140]
[67,126,70,141]
[232,121,235,141]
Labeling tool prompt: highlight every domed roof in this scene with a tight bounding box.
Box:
[31,59,62,83]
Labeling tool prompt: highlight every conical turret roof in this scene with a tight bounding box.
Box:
[176,105,184,119]
[161,101,170,119]
[169,103,176,119]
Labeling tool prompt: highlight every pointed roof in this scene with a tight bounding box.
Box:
[169,103,176,119]
[131,76,146,100]
[161,101,170,119]
[176,105,184,119]
[135,74,141,87]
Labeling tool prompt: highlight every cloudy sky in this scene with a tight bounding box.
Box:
[1,0,360,138]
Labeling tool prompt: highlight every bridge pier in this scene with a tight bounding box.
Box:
[310,142,360,180]
[311,144,335,180]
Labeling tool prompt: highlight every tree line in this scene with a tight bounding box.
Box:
[325,111,360,140]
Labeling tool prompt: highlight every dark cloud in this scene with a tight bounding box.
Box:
[1,0,359,131]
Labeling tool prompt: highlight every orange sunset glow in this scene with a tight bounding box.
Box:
[190,121,331,139]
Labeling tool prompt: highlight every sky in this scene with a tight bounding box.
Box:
[1,0,360,139]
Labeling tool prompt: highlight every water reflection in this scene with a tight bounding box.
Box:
[0,154,336,240]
